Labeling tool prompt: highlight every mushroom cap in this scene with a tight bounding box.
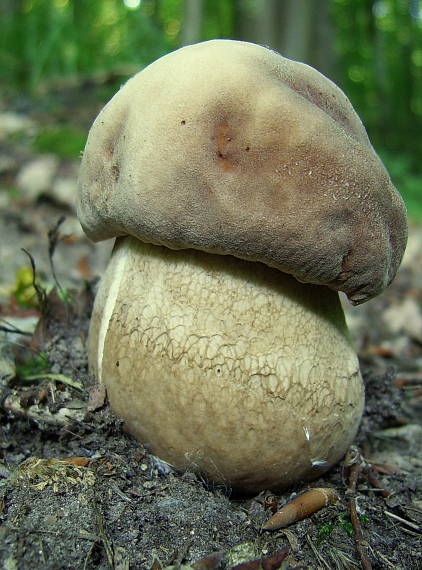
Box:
[78,39,407,304]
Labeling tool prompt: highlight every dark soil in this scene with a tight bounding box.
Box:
[0,298,421,569]
[0,86,421,570]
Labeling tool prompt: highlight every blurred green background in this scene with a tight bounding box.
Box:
[1,0,421,218]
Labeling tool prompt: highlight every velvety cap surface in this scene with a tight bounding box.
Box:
[77,39,407,303]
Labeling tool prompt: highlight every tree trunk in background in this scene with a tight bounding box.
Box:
[234,0,336,79]
[310,0,336,80]
[181,0,204,46]
[234,0,281,49]
[233,0,256,43]
[279,0,335,78]
[279,0,313,62]
[251,0,280,49]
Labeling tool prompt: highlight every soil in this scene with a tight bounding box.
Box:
[0,86,421,570]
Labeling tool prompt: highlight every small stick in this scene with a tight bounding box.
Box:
[349,497,372,570]
[262,487,338,530]
[48,216,67,298]
[306,535,331,570]
[21,249,47,311]
[0,322,32,336]
[369,462,404,475]
[366,469,392,498]
[346,450,373,570]
[63,456,91,467]
[347,454,361,492]
[384,510,421,532]
[370,547,396,569]
[263,493,278,514]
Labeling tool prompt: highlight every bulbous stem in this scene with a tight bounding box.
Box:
[89,237,364,492]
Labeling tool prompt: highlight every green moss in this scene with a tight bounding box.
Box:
[318,521,336,541]
[317,513,363,543]
[12,266,42,308]
[3,186,22,199]
[16,352,50,378]
[33,124,86,158]
[339,513,354,536]
[379,149,422,221]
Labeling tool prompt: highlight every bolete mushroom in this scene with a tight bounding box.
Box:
[77,40,407,493]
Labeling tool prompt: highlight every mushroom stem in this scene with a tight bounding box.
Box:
[89,237,364,492]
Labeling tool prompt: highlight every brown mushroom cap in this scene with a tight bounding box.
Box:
[78,39,407,303]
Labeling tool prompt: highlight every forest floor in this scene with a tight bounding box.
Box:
[0,86,421,569]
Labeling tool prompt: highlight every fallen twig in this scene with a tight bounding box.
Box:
[0,321,32,336]
[370,547,396,569]
[306,536,331,570]
[47,216,69,301]
[349,496,372,570]
[368,462,405,475]
[384,510,421,532]
[263,493,278,514]
[21,248,47,311]
[22,372,83,391]
[366,469,392,498]
[345,448,373,570]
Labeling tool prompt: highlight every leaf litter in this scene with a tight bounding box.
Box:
[0,240,420,570]
[0,95,421,570]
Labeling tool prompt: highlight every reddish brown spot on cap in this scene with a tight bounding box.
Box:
[214,121,235,171]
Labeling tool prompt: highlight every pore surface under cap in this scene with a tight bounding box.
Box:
[78,39,407,303]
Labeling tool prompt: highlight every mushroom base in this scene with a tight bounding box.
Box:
[89,237,364,493]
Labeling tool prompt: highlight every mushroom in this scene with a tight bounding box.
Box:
[77,40,407,493]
